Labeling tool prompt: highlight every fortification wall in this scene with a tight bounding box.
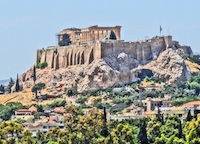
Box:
[36,35,178,69]
[101,36,172,64]
[36,42,101,69]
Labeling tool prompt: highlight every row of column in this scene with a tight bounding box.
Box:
[81,29,120,42]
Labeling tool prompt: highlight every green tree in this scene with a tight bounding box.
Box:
[32,82,45,98]
[184,114,200,144]
[66,87,77,96]
[15,74,20,92]
[178,120,183,139]
[6,77,14,93]
[0,102,24,120]
[45,127,60,142]
[138,121,148,144]
[33,65,36,84]
[0,84,5,94]
[147,118,161,143]
[109,30,117,40]
[36,104,44,112]
[36,130,45,142]
[21,129,35,144]
[101,107,109,137]
[189,81,200,95]
[0,121,24,143]
[110,123,138,144]
[186,110,193,122]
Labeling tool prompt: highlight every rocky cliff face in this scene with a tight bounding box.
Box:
[18,45,195,94]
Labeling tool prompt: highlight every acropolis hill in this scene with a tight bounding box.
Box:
[20,25,194,94]
[36,25,192,69]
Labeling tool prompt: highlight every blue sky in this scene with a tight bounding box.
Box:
[0,0,199,80]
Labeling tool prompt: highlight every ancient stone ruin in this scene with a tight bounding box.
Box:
[36,25,192,70]
[19,25,194,94]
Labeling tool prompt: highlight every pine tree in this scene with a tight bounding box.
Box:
[15,74,20,92]
[33,65,36,84]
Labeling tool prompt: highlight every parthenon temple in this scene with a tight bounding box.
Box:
[57,25,121,45]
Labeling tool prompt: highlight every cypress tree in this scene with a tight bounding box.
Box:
[178,120,183,138]
[186,109,192,121]
[33,65,36,84]
[109,30,117,40]
[0,84,5,94]
[15,74,20,92]
[161,114,164,125]
[101,107,109,137]
[138,121,148,144]
[156,106,162,123]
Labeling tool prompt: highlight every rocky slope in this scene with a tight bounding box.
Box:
[17,46,197,94]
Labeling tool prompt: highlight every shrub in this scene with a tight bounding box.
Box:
[66,87,77,96]
[75,96,88,104]
[35,104,44,112]
[46,99,67,108]
[34,112,43,120]
[88,89,98,96]
[189,55,200,64]
[94,102,103,109]
[37,62,48,69]
[14,118,26,124]
[110,108,124,114]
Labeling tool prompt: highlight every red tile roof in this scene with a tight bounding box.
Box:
[182,101,200,107]
[47,119,56,124]
[16,109,31,112]
[54,107,65,113]
[29,106,37,112]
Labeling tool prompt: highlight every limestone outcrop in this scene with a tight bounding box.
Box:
[19,46,194,94]
[17,25,195,94]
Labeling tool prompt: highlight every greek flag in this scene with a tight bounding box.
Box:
[160,26,162,34]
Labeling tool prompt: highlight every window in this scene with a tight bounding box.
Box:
[43,126,47,129]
